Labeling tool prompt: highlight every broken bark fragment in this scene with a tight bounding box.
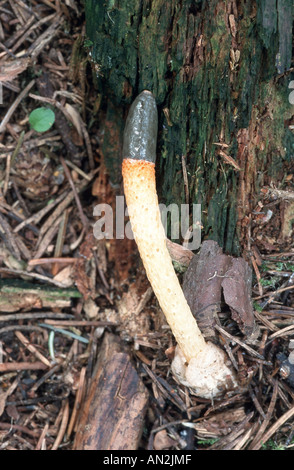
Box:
[183,241,256,341]
[0,279,81,312]
[183,241,232,340]
[222,258,255,338]
[73,333,148,450]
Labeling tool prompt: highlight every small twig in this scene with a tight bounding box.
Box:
[0,267,68,287]
[141,363,186,411]
[0,361,47,372]
[52,209,70,276]
[33,214,63,258]
[0,312,74,322]
[11,178,31,217]
[28,257,76,266]
[13,190,68,233]
[3,154,11,196]
[254,310,279,333]
[134,287,153,316]
[44,320,117,327]
[93,250,110,291]
[4,14,35,49]
[249,386,266,419]
[64,159,92,181]
[233,427,255,450]
[3,130,25,196]
[10,129,25,166]
[11,13,56,53]
[80,118,95,170]
[0,422,40,438]
[0,324,46,336]
[35,178,91,243]
[0,212,21,259]
[28,15,63,60]
[251,255,263,296]
[250,384,294,450]
[70,228,85,251]
[38,0,59,11]
[253,284,294,301]
[51,399,70,450]
[0,79,35,133]
[214,324,264,360]
[60,157,89,229]
[29,363,61,394]
[66,367,86,437]
[249,380,278,450]
[14,330,51,367]
[267,324,294,342]
[218,149,241,171]
[8,0,25,25]
[35,423,50,450]
[181,155,189,206]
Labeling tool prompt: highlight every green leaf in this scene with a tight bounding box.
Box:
[29,107,55,133]
[84,38,93,48]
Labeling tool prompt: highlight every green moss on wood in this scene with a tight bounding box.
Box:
[86,0,294,254]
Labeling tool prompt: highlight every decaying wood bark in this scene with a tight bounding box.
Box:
[85,0,293,253]
[222,257,255,337]
[183,240,232,340]
[182,240,256,340]
[0,279,81,312]
[73,333,149,450]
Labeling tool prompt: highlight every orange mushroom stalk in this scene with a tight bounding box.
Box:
[122,91,237,399]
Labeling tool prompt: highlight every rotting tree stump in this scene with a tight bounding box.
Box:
[85,0,293,254]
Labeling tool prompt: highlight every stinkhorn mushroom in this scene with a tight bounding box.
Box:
[122,90,237,399]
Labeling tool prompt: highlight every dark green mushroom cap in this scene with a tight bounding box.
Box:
[122,90,158,164]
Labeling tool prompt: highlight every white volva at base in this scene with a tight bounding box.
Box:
[171,342,238,399]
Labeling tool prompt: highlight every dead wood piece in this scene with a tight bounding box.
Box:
[0,361,47,372]
[183,240,232,339]
[0,279,80,312]
[222,257,255,338]
[183,240,257,341]
[73,333,149,450]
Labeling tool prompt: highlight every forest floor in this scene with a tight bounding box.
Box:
[0,0,294,451]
